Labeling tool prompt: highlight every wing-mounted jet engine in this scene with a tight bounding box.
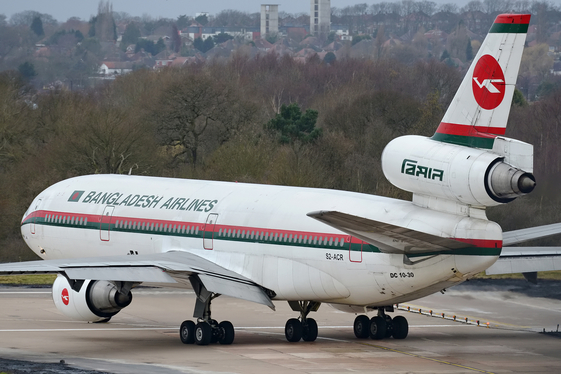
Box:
[52,275,133,322]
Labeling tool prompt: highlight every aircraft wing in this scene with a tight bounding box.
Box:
[485,247,561,275]
[307,210,471,254]
[486,223,561,277]
[0,251,275,309]
[502,222,561,245]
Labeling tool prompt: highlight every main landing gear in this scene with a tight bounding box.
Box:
[179,276,235,346]
[285,301,321,342]
[353,306,408,340]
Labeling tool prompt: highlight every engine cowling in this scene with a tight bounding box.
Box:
[381,135,535,207]
[52,275,133,322]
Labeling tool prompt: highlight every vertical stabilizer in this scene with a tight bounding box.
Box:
[432,14,530,149]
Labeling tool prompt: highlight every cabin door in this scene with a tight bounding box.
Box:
[100,205,115,241]
[349,238,363,263]
[203,213,218,250]
[30,199,43,235]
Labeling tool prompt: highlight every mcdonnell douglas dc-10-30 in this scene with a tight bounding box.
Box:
[1,13,561,346]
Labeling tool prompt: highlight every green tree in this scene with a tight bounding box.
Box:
[213,32,233,44]
[512,88,528,106]
[265,103,322,144]
[171,25,182,52]
[265,33,278,44]
[195,14,209,26]
[135,38,165,55]
[18,62,36,80]
[203,37,214,52]
[156,38,166,53]
[177,15,190,29]
[193,37,204,52]
[88,1,117,41]
[194,37,214,53]
[352,35,372,46]
[323,52,336,64]
[121,22,141,49]
[466,38,474,61]
[30,16,44,37]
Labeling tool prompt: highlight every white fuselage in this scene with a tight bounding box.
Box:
[21,174,501,309]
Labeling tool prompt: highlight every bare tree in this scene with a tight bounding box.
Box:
[154,69,255,169]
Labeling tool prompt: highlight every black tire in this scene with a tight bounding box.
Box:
[209,319,220,344]
[195,321,212,345]
[384,315,393,338]
[285,318,303,342]
[392,316,409,339]
[218,321,235,345]
[353,315,370,339]
[180,320,196,344]
[369,316,387,340]
[302,318,318,342]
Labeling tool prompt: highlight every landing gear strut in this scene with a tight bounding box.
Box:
[285,301,321,342]
[179,276,235,345]
[353,306,408,340]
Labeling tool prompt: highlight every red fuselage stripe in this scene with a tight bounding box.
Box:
[23,209,504,249]
[435,122,506,137]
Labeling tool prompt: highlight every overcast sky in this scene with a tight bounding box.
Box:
[2,0,473,22]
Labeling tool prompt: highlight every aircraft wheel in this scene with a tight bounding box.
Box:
[218,321,235,345]
[285,318,303,342]
[369,316,387,340]
[195,321,212,345]
[302,318,318,342]
[392,316,409,339]
[353,315,370,339]
[207,319,219,343]
[384,315,393,338]
[180,320,196,344]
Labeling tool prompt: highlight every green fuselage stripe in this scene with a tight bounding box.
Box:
[431,133,495,149]
[489,23,529,34]
[23,212,501,256]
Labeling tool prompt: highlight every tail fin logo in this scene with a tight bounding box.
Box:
[472,54,505,110]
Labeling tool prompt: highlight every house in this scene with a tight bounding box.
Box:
[99,61,134,75]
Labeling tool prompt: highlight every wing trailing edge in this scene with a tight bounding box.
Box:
[486,247,561,275]
[502,222,561,246]
[307,210,472,255]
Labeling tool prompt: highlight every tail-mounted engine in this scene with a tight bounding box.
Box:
[382,135,535,208]
[52,275,133,322]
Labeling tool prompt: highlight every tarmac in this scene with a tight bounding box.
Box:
[1,279,560,374]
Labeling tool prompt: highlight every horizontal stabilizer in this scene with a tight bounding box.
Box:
[486,247,561,275]
[503,222,561,245]
[307,210,471,254]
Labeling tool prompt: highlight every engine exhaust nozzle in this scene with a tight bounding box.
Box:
[486,161,536,202]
